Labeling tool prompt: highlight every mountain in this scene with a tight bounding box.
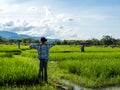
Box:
[0,31,60,41]
[0,31,40,40]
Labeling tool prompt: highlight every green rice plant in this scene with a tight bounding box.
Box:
[27,45,120,61]
[0,84,57,90]
[1,45,120,88]
[52,46,120,87]
[50,51,120,61]
[0,45,21,55]
[0,56,39,86]
[21,50,37,59]
[0,45,18,51]
[59,59,120,87]
[0,53,13,58]
[50,45,80,53]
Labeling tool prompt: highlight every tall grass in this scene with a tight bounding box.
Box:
[0,84,57,90]
[0,44,58,89]
[0,45,120,88]
[0,53,13,57]
[0,56,38,86]
[0,45,21,55]
[57,46,120,87]
[21,50,38,58]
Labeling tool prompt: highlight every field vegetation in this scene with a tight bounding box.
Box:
[0,44,120,89]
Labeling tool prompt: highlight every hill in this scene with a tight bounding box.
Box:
[0,31,40,40]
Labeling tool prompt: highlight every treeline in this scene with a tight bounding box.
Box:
[0,36,39,45]
[0,35,120,46]
[56,35,120,46]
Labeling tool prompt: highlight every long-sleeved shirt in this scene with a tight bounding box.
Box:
[35,43,55,60]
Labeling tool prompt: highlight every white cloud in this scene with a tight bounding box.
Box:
[0,9,3,12]
[1,4,106,40]
[3,21,14,27]
[1,1,114,40]
[28,7,38,12]
[56,14,76,22]
[56,14,66,19]
[0,1,85,40]
[0,16,78,40]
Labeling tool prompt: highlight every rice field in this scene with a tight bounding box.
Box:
[0,44,120,89]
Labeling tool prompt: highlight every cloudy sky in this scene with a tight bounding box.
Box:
[0,0,120,40]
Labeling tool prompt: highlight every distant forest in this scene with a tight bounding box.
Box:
[0,35,120,46]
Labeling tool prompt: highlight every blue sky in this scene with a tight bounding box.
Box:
[0,0,120,40]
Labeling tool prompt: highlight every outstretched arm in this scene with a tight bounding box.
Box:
[47,41,55,48]
[29,43,39,49]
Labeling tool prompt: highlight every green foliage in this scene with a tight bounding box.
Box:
[0,56,38,86]
[1,34,120,45]
[0,45,21,52]
[0,84,57,90]
[0,52,13,58]
[0,45,57,89]
[0,45,120,88]
[58,46,120,87]
[21,50,37,58]
[101,35,116,45]
[60,59,120,78]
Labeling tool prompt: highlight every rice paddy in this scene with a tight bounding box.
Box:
[0,44,120,89]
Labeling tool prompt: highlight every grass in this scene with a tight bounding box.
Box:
[49,45,120,88]
[0,84,57,90]
[0,52,13,57]
[0,45,120,89]
[59,59,120,88]
[0,45,57,89]
[0,56,38,86]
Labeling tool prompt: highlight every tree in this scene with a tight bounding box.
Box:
[8,39,16,45]
[116,39,120,45]
[92,38,100,45]
[21,38,36,45]
[0,36,6,44]
[101,35,115,45]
